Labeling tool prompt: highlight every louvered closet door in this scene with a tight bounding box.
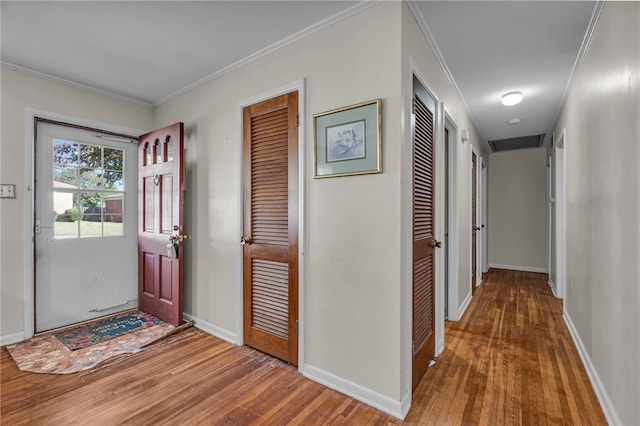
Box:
[472,152,478,289]
[242,92,298,365]
[412,79,436,391]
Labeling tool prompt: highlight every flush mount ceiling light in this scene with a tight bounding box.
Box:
[508,118,523,125]
[501,91,523,106]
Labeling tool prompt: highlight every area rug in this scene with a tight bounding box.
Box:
[54,310,161,350]
[5,320,192,375]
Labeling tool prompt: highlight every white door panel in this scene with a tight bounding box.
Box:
[35,122,137,332]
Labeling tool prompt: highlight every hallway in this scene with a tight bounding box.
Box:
[1,269,605,425]
[407,269,606,424]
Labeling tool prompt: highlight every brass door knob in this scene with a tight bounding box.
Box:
[430,240,442,248]
[240,236,253,246]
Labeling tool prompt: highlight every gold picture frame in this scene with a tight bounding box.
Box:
[313,99,382,178]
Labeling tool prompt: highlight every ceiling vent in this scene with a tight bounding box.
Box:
[488,134,545,152]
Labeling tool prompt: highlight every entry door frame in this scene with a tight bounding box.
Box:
[237,79,306,370]
[21,108,145,340]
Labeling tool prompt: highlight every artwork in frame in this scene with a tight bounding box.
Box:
[314,99,382,178]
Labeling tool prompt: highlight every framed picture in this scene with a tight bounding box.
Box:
[314,99,382,178]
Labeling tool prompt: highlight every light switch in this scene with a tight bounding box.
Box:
[0,184,16,199]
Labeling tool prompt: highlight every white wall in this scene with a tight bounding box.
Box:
[154,2,405,414]
[554,3,640,425]
[487,148,547,272]
[0,67,153,342]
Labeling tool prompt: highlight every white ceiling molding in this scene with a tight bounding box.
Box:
[154,0,378,107]
[406,0,484,151]
[1,62,154,108]
[551,1,605,131]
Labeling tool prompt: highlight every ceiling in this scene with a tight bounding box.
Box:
[1,1,599,153]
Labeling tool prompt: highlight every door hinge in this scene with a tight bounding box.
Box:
[296,114,299,128]
[295,320,299,336]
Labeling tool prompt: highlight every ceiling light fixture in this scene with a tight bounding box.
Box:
[501,91,523,106]
[508,118,523,125]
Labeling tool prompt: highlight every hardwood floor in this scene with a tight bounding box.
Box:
[1,269,606,425]
[406,269,607,425]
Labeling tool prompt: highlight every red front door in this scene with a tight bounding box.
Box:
[138,123,184,326]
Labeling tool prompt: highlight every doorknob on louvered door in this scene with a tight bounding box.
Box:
[474,226,481,231]
[430,240,442,248]
[240,236,253,246]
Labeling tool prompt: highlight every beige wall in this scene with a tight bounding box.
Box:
[154,2,405,408]
[554,3,640,424]
[1,1,496,417]
[487,148,547,271]
[0,68,153,338]
[401,2,487,399]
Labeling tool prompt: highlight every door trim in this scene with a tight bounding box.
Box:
[443,111,460,321]
[237,79,306,370]
[554,128,566,301]
[22,108,144,339]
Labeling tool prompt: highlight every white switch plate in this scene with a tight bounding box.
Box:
[0,184,16,198]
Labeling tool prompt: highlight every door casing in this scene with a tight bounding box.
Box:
[237,80,306,369]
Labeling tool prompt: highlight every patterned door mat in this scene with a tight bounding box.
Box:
[54,310,161,350]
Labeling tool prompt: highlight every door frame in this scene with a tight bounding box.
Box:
[471,145,482,288]
[443,111,460,321]
[481,159,488,273]
[403,62,445,404]
[22,108,144,340]
[237,79,306,370]
[554,128,566,301]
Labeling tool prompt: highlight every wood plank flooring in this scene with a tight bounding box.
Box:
[1,269,606,425]
[405,269,607,425]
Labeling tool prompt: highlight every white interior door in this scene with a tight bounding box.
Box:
[35,121,138,332]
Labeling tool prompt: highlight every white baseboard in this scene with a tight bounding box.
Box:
[302,364,406,420]
[1,332,25,346]
[458,291,473,320]
[182,313,239,346]
[563,312,620,426]
[489,263,546,273]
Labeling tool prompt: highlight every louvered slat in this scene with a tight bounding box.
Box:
[413,96,434,241]
[252,259,289,339]
[251,108,289,247]
[413,94,435,355]
[413,255,434,353]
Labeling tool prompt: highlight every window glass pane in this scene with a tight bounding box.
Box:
[79,168,107,189]
[166,137,173,162]
[103,171,123,190]
[54,166,79,187]
[54,192,80,239]
[155,142,162,164]
[53,140,77,167]
[79,144,102,168]
[104,148,124,171]
[104,216,124,237]
[145,144,152,166]
[79,192,103,238]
